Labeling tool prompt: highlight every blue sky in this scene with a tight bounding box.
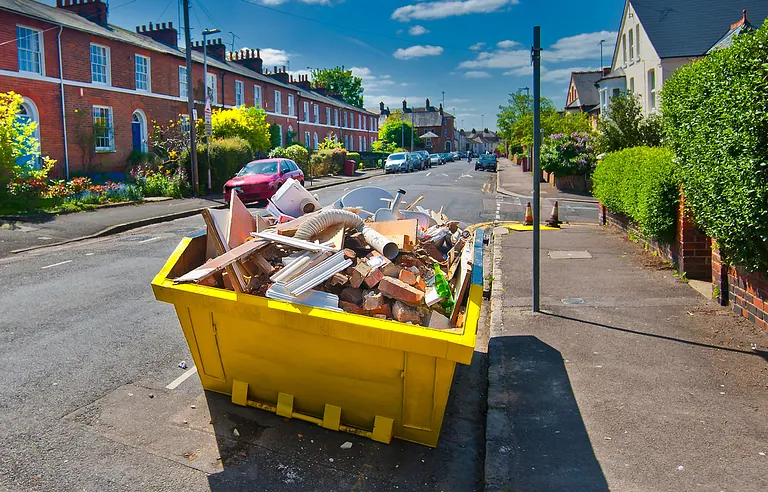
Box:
[53,0,624,131]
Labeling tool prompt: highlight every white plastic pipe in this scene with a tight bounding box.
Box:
[362,226,399,260]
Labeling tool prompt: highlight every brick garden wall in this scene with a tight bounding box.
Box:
[712,245,768,331]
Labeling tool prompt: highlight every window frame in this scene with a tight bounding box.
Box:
[326,107,331,124]
[304,131,310,145]
[234,80,244,107]
[135,54,150,92]
[648,69,657,110]
[334,109,339,126]
[206,72,217,104]
[16,25,44,75]
[303,101,310,122]
[288,94,295,117]
[635,25,641,60]
[313,132,319,150]
[90,43,111,86]
[621,34,627,65]
[628,29,634,61]
[92,105,115,152]
[277,124,283,146]
[343,112,348,128]
[254,85,262,108]
[178,66,188,98]
[274,90,282,114]
[313,104,319,123]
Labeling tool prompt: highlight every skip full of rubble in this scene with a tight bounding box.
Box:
[173,178,476,329]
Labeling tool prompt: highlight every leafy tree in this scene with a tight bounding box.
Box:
[378,119,422,149]
[497,93,592,149]
[202,106,270,153]
[268,124,281,150]
[597,92,663,153]
[311,66,364,108]
[1,91,40,184]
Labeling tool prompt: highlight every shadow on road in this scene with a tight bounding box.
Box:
[204,348,488,492]
[488,335,608,491]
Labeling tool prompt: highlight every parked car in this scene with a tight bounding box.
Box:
[224,158,304,204]
[411,152,427,171]
[429,153,443,166]
[458,151,467,159]
[475,153,498,172]
[442,152,454,162]
[415,150,432,168]
[385,152,412,173]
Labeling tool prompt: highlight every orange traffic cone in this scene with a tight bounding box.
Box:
[545,201,561,228]
[524,202,534,226]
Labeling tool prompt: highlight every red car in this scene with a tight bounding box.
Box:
[223,158,304,204]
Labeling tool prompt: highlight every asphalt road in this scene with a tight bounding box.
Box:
[0,160,492,491]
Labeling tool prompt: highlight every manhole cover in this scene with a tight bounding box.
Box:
[548,250,593,259]
[562,298,585,305]
[116,235,154,242]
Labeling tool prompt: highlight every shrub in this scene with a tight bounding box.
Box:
[130,165,190,198]
[309,148,346,177]
[206,106,270,153]
[346,152,361,164]
[284,144,309,170]
[268,146,287,158]
[541,132,596,177]
[182,137,253,192]
[597,92,663,153]
[592,147,680,240]
[662,20,768,271]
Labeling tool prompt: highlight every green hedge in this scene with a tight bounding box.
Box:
[592,147,680,240]
[309,149,346,177]
[346,152,361,164]
[182,137,253,191]
[662,20,768,271]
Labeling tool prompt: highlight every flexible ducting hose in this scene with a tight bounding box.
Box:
[293,209,399,259]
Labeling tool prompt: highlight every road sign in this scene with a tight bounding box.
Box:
[204,98,212,136]
[205,122,212,137]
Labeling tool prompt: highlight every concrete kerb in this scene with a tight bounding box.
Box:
[9,171,383,255]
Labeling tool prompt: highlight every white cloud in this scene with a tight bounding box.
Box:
[447,98,472,103]
[502,66,530,77]
[464,71,491,78]
[409,25,429,36]
[350,67,395,92]
[363,94,427,107]
[541,66,595,83]
[393,45,444,60]
[469,42,486,51]
[253,47,291,67]
[392,0,518,22]
[259,0,333,5]
[496,40,520,49]
[459,49,529,69]
[545,31,617,62]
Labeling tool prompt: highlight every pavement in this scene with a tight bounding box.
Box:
[496,157,598,203]
[485,224,768,491]
[0,161,492,491]
[0,169,383,258]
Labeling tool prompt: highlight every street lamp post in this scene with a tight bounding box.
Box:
[599,39,606,70]
[182,0,198,197]
[202,27,221,193]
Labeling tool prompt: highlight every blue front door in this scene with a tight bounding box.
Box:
[131,121,142,151]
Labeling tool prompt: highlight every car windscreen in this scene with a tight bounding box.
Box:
[389,153,406,160]
[238,161,278,176]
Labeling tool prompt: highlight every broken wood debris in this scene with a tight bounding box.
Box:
[172,179,475,328]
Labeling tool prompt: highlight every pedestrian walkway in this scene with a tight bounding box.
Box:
[496,158,597,203]
[0,169,382,257]
[485,224,768,491]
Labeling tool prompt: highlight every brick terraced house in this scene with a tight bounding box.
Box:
[0,0,379,178]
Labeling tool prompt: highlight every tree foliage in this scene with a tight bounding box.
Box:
[497,93,592,149]
[0,91,40,184]
[311,66,364,108]
[204,106,270,153]
[597,92,663,153]
[662,20,768,271]
[592,147,680,240]
[378,119,422,149]
[541,132,597,177]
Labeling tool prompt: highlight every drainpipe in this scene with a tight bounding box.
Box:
[57,25,70,180]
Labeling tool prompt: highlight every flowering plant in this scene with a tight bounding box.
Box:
[540,132,597,177]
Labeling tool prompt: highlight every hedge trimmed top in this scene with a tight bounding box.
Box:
[662,19,768,271]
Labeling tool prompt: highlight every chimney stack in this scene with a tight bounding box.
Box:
[135,20,177,48]
[56,0,108,26]
[268,65,290,84]
[192,37,226,61]
[426,97,430,109]
[294,74,312,91]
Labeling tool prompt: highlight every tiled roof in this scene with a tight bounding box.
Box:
[570,71,602,107]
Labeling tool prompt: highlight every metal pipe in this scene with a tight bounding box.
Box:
[532,26,542,313]
[57,25,70,180]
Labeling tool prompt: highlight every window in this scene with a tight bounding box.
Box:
[359,136,363,151]
[288,94,295,116]
[274,91,282,114]
[313,132,319,150]
[134,54,150,91]
[648,69,656,109]
[359,115,362,129]
[622,34,627,65]
[304,131,310,145]
[178,66,187,98]
[371,136,375,147]
[93,106,114,151]
[15,98,41,168]
[206,73,217,104]
[277,124,283,146]
[17,26,43,75]
[280,160,290,174]
[334,109,339,126]
[303,101,310,122]
[600,90,606,109]
[314,104,319,123]
[636,25,641,59]
[629,77,635,93]
[344,134,349,149]
[90,43,110,85]
[343,112,348,128]
[326,107,331,125]
[612,88,621,99]
[254,85,262,107]
[628,30,634,60]
[235,80,244,106]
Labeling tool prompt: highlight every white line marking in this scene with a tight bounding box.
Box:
[343,187,349,191]
[425,172,431,177]
[166,366,198,390]
[85,253,94,256]
[137,237,160,244]
[442,173,448,177]
[460,174,474,178]
[41,260,72,270]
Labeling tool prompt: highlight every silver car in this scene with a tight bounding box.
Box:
[385,152,411,173]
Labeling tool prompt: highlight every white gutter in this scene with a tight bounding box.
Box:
[57,24,70,179]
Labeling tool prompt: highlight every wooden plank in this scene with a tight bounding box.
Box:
[367,219,418,238]
[251,253,275,276]
[227,192,255,248]
[450,240,475,326]
[275,210,320,237]
[404,195,424,211]
[202,209,247,293]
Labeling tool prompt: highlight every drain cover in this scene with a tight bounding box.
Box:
[548,250,593,259]
[562,298,585,305]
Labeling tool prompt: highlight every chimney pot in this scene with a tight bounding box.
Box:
[169,21,173,28]
[141,25,146,32]
[256,49,261,58]
[161,22,166,29]
[149,22,153,30]
[135,25,140,32]
[426,98,430,108]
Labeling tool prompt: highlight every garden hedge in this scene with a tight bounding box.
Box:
[662,20,768,271]
[182,137,253,191]
[592,146,680,240]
